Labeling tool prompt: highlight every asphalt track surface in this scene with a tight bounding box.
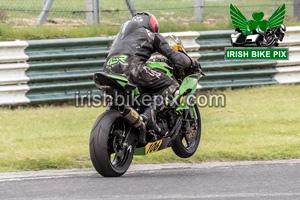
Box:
[1,160,300,200]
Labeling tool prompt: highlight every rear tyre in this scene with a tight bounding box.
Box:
[90,110,134,177]
[171,105,201,158]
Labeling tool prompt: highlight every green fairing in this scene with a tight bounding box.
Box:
[178,76,198,95]
[146,62,173,77]
[175,74,200,111]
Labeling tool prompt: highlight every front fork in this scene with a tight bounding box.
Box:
[181,106,197,134]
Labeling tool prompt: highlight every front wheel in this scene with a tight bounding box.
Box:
[171,105,201,158]
[89,110,134,177]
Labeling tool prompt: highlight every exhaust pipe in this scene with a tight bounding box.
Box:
[119,105,147,145]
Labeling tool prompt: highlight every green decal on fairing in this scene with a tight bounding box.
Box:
[107,55,128,66]
[146,62,173,77]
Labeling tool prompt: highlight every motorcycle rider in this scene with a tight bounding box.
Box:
[264,24,286,46]
[103,12,201,143]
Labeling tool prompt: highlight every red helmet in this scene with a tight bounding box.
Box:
[132,12,159,33]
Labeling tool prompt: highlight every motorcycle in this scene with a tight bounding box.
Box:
[231,25,286,47]
[89,36,205,177]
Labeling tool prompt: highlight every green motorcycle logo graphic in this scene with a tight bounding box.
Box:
[230,4,285,34]
[230,4,286,47]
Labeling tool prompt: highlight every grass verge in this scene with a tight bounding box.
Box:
[0,20,299,41]
[0,21,235,41]
[0,84,300,172]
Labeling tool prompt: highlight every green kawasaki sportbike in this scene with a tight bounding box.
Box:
[90,36,205,177]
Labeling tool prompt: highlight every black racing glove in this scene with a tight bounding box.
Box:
[190,58,202,73]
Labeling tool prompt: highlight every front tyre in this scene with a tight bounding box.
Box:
[172,105,201,158]
[89,110,134,177]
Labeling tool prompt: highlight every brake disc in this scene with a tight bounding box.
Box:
[187,130,196,138]
[112,130,126,157]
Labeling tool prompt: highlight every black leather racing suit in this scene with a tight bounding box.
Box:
[103,20,192,97]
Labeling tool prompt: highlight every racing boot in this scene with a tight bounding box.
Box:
[141,97,162,134]
[141,107,161,134]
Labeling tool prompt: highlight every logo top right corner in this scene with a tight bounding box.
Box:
[230,3,286,47]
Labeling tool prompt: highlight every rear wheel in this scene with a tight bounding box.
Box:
[89,110,134,177]
[171,105,201,158]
